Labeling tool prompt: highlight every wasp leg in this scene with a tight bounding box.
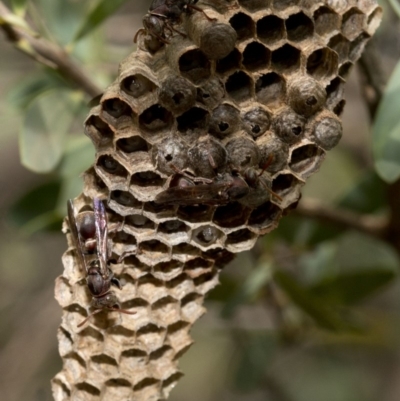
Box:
[165,22,186,38]
[133,28,145,43]
[77,308,103,328]
[187,5,217,21]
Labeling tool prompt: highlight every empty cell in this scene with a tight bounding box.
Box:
[225,71,253,102]
[97,155,128,177]
[326,77,345,110]
[367,7,383,35]
[242,107,271,138]
[328,34,350,63]
[307,48,338,81]
[75,382,101,396]
[116,136,149,153]
[339,62,353,79]
[243,42,270,71]
[140,240,170,256]
[110,190,142,208]
[178,205,214,223]
[213,202,249,228]
[159,75,196,114]
[272,173,300,196]
[102,98,132,118]
[271,44,301,73]
[192,225,223,246]
[209,104,241,137]
[131,171,165,187]
[139,104,173,133]
[314,6,341,36]
[216,48,242,74]
[285,12,314,42]
[226,228,255,245]
[121,74,157,98]
[255,72,286,106]
[290,144,325,178]
[202,248,235,268]
[333,99,346,116]
[239,0,270,12]
[158,220,189,234]
[342,8,366,41]
[349,33,370,62]
[257,15,285,45]
[248,201,282,229]
[85,115,113,144]
[229,13,255,40]
[177,107,209,135]
[179,49,211,84]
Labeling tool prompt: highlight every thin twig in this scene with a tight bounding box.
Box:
[0,1,101,98]
[295,198,388,238]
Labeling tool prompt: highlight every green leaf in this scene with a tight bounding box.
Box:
[19,90,79,173]
[9,180,62,230]
[309,270,397,305]
[274,271,357,331]
[373,59,400,183]
[11,0,29,16]
[234,332,278,392]
[221,262,272,318]
[73,0,129,42]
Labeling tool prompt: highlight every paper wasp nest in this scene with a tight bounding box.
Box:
[53,1,381,400]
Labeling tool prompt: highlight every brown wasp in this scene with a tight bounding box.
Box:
[67,198,136,327]
[134,0,215,45]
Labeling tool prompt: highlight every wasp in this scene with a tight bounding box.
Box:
[134,0,215,45]
[67,198,136,327]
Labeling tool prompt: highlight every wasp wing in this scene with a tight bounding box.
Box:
[67,199,88,273]
[93,198,109,276]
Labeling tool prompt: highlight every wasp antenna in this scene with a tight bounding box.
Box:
[77,309,103,328]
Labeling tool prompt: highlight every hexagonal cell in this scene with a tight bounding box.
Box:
[255,72,286,107]
[162,372,184,395]
[97,155,128,178]
[242,107,271,139]
[257,15,286,45]
[158,220,190,235]
[125,214,155,230]
[75,382,101,396]
[226,228,256,245]
[238,0,270,12]
[177,107,209,138]
[333,99,346,116]
[131,171,165,187]
[273,108,305,145]
[179,49,211,84]
[272,173,301,197]
[209,104,241,138]
[326,77,345,111]
[85,115,113,145]
[143,201,176,217]
[139,104,173,133]
[172,243,200,260]
[349,33,370,62]
[113,230,137,246]
[120,74,157,98]
[243,42,271,71]
[256,134,289,174]
[312,116,343,150]
[248,201,282,230]
[196,77,225,109]
[328,34,350,63]
[102,98,132,119]
[271,44,301,73]
[229,13,255,41]
[226,138,260,169]
[185,257,213,277]
[216,48,242,75]
[339,62,353,79]
[136,322,166,349]
[289,144,325,179]
[153,261,184,280]
[159,75,196,114]
[313,6,341,36]
[288,77,326,118]
[116,136,149,154]
[110,190,142,208]
[367,7,383,35]
[177,205,214,223]
[192,225,223,247]
[307,48,338,81]
[342,7,366,41]
[202,248,235,268]
[272,0,299,10]
[213,202,249,228]
[225,71,253,102]
[193,269,218,294]
[140,240,170,257]
[285,12,314,42]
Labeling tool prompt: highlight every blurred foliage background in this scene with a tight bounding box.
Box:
[1,0,400,400]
